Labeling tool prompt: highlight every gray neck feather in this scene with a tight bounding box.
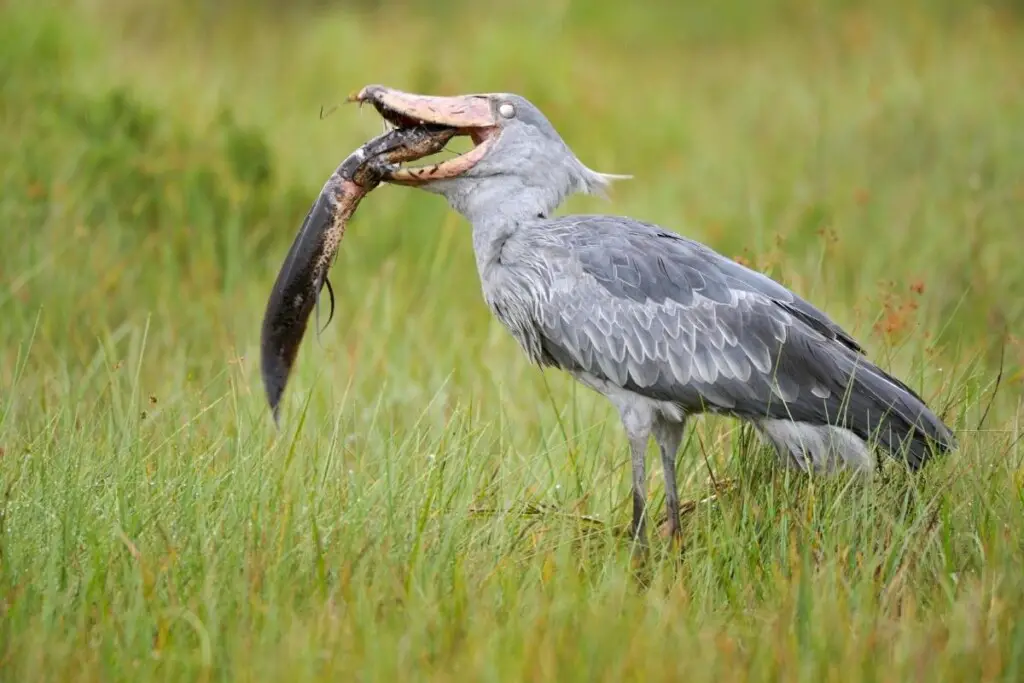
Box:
[456,176,572,276]
[432,158,620,265]
[419,133,627,275]
[446,176,571,224]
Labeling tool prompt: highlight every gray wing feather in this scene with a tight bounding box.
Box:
[563,216,863,352]
[497,216,952,465]
[512,215,838,419]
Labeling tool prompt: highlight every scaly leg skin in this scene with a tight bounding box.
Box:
[628,432,650,555]
[653,418,686,545]
[610,401,654,562]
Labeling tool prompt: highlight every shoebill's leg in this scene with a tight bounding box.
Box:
[653,416,687,541]
[612,399,655,554]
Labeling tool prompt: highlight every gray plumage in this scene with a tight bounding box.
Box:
[486,214,951,465]
[371,89,957,548]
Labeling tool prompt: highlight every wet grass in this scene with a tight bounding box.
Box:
[1,0,1023,680]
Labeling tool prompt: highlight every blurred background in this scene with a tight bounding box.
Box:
[3,2,1024,678]
[2,0,1023,435]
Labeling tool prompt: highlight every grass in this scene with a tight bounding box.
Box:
[2,0,1023,680]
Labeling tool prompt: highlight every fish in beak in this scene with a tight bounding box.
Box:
[351,85,502,185]
[260,124,456,421]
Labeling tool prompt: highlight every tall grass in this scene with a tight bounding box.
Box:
[1,0,1022,680]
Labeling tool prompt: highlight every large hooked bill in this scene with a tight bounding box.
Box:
[260,124,456,422]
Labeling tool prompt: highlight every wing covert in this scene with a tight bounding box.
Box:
[514,216,859,422]
[551,215,864,354]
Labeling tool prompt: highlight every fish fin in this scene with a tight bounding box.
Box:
[314,275,336,348]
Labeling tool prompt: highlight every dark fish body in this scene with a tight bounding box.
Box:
[260,125,455,421]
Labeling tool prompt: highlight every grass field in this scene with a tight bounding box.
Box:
[2,0,1024,680]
